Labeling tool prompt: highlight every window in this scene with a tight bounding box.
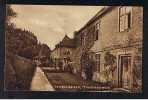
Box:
[94,22,100,41]
[63,50,70,55]
[95,30,99,40]
[82,32,87,46]
[81,33,85,46]
[95,54,100,72]
[96,22,100,30]
[119,7,132,32]
[81,33,84,46]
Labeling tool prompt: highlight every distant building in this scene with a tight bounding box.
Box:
[51,35,75,70]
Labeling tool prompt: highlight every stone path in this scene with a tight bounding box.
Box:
[30,67,55,91]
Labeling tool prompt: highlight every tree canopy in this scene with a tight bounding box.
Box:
[6,6,51,59]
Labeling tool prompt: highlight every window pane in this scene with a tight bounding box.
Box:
[119,7,122,16]
[119,7,132,32]
[128,13,131,28]
[120,7,126,15]
[126,7,132,13]
[96,22,100,30]
[125,15,128,29]
[95,30,98,40]
[120,16,125,32]
[95,54,100,72]
[95,54,100,60]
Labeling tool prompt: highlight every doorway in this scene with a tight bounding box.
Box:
[118,54,132,89]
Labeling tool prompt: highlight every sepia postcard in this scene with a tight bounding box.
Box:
[5,5,143,93]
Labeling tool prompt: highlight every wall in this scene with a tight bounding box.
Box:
[51,47,74,59]
[51,48,60,59]
[97,6,143,70]
[72,17,100,75]
[100,6,143,49]
[60,47,74,59]
[90,6,143,91]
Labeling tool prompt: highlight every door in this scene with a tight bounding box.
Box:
[118,55,131,89]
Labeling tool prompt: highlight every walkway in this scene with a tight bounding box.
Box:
[30,67,55,91]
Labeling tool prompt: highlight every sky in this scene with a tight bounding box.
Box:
[10,5,103,50]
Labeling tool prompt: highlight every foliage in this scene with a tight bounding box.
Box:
[6,6,17,24]
[104,51,116,66]
[39,44,51,57]
[6,25,39,59]
[5,52,36,90]
[5,6,51,59]
[7,5,17,17]
[5,5,51,90]
[132,53,142,91]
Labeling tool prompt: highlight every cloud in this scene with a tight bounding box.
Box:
[10,5,103,50]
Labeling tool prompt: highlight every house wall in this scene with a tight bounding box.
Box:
[51,47,75,70]
[51,48,60,59]
[51,47,74,59]
[90,6,143,91]
[99,6,143,49]
[60,47,74,59]
[71,6,142,92]
[72,17,100,75]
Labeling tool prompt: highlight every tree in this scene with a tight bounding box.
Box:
[6,5,17,25]
[39,44,51,57]
[104,51,116,67]
[5,6,40,90]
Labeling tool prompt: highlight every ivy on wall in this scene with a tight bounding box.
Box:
[104,51,116,67]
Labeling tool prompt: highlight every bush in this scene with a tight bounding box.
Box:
[5,52,36,90]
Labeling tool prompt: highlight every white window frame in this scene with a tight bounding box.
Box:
[119,6,132,32]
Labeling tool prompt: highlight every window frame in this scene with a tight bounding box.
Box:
[119,6,132,32]
[95,53,101,72]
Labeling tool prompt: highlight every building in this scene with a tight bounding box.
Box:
[71,7,106,76]
[72,6,143,92]
[51,35,75,70]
